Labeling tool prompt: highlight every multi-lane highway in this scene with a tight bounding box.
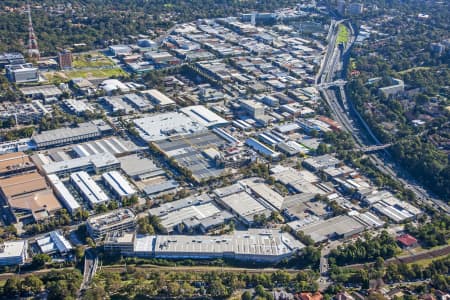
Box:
[317,20,450,213]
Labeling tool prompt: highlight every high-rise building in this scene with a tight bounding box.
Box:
[58,49,73,69]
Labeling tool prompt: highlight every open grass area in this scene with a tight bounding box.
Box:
[43,68,129,84]
[397,66,432,74]
[408,254,449,267]
[72,52,115,68]
[336,24,349,44]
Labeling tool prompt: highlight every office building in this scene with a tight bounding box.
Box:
[240,99,265,118]
[6,63,39,83]
[36,231,73,255]
[87,208,136,240]
[0,240,28,266]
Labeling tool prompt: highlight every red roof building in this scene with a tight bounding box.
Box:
[397,234,418,248]
[297,292,323,300]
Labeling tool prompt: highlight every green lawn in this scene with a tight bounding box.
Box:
[72,52,115,68]
[336,24,349,44]
[408,254,449,267]
[43,68,129,84]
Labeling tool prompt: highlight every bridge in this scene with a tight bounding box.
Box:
[317,79,347,89]
[360,143,393,153]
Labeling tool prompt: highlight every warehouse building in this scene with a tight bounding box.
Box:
[180,105,229,128]
[87,208,136,240]
[123,93,153,111]
[245,138,281,160]
[143,180,179,198]
[32,121,112,149]
[70,171,109,208]
[303,154,341,172]
[0,152,36,177]
[73,137,142,158]
[140,89,176,109]
[154,131,227,182]
[119,154,165,181]
[20,85,63,100]
[240,178,285,211]
[0,171,62,222]
[148,194,232,233]
[133,112,206,142]
[287,215,366,244]
[0,240,28,266]
[47,174,81,215]
[41,152,120,176]
[217,188,272,225]
[102,171,136,200]
[106,229,304,263]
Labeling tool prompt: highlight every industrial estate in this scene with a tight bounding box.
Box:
[0,0,448,299]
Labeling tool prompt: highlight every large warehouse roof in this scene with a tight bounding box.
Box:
[133,112,207,142]
[180,105,228,128]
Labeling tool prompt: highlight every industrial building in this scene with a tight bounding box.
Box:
[155,131,228,182]
[133,112,207,142]
[119,154,165,181]
[105,229,304,263]
[0,240,28,266]
[122,93,153,111]
[240,178,285,211]
[102,171,137,200]
[245,138,281,160]
[0,152,36,177]
[0,171,62,222]
[140,89,176,109]
[143,180,179,198]
[41,152,120,176]
[36,231,73,256]
[303,154,341,172]
[0,52,25,68]
[47,174,81,215]
[216,187,272,225]
[20,85,63,100]
[179,105,229,128]
[72,137,142,158]
[0,139,31,155]
[87,208,136,240]
[287,215,366,244]
[148,194,233,233]
[70,171,109,208]
[32,120,112,149]
[6,63,38,83]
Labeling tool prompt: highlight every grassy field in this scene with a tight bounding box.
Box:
[337,24,349,44]
[43,68,129,84]
[407,254,449,267]
[397,66,432,74]
[72,52,115,68]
